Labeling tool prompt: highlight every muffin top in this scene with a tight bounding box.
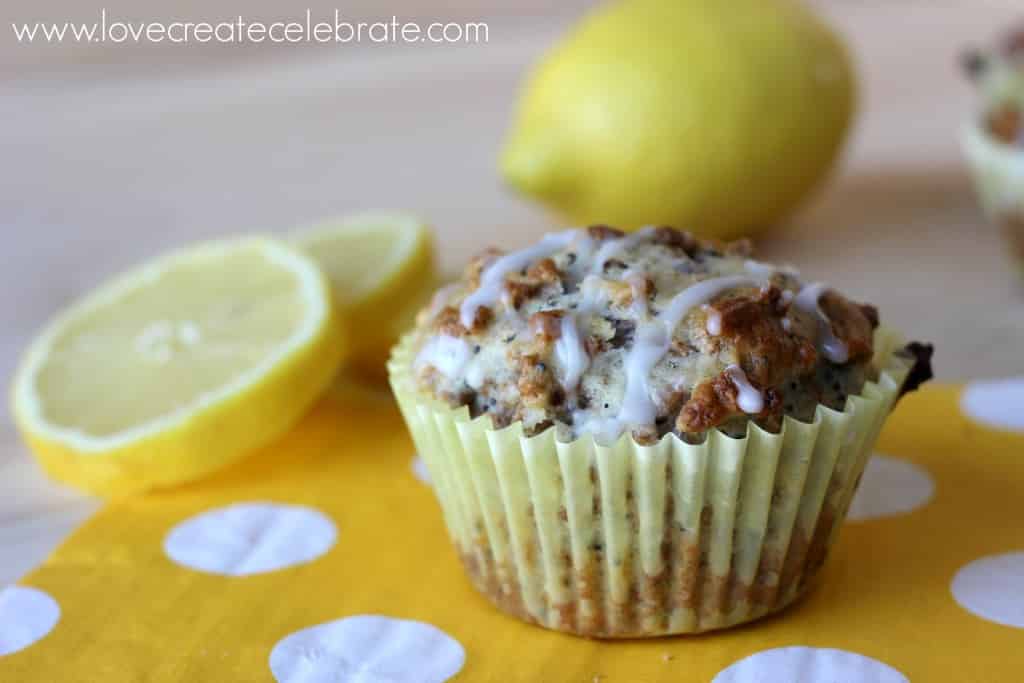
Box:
[410,226,880,444]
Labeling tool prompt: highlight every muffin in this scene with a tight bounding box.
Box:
[389,226,932,637]
[962,24,1024,276]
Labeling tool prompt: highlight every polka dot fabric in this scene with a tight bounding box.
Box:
[0,588,60,657]
[1,383,1022,681]
[847,454,934,522]
[163,502,337,576]
[960,377,1024,433]
[269,615,465,683]
[712,647,908,683]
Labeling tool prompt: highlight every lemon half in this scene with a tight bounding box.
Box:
[11,237,345,497]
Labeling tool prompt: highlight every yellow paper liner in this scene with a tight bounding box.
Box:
[388,330,910,637]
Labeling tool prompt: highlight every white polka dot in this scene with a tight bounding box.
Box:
[713,647,907,683]
[847,454,935,522]
[952,552,1024,628]
[411,455,431,486]
[269,615,464,683]
[961,378,1024,432]
[164,502,336,576]
[0,587,60,657]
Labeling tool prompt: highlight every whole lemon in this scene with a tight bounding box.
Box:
[501,0,856,239]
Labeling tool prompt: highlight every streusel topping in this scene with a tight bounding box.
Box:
[411,226,879,444]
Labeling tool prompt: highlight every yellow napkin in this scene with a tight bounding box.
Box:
[1,383,1023,682]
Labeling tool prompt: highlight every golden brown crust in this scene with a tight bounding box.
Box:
[528,309,564,343]
[503,258,564,310]
[650,225,700,256]
[502,280,538,310]
[526,257,562,285]
[586,224,626,241]
[435,304,492,337]
[516,353,557,410]
[465,247,503,289]
[682,390,787,437]
[676,372,740,433]
[434,306,468,338]
[604,279,634,309]
[712,288,819,387]
[819,291,877,363]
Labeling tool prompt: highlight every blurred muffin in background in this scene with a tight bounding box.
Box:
[962,23,1024,277]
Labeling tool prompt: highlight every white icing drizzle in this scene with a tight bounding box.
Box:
[658,276,757,331]
[571,232,597,270]
[551,274,607,395]
[415,335,472,379]
[465,357,486,390]
[554,313,589,392]
[744,259,777,280]
[744,261,849,364]
[591,226,656,273]
[460,230,579,328]
[725,364,764,413]
[703,305,722,336]
[618,323,672,424]
[578,274,605,306]
[618,275,758,427]
[793,282,850,363]
[576,413,625,445]
[747,259,800,279]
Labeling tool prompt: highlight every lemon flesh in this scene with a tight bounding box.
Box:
[294,211,436,377]
[501,0,856,240]
[11,238,345,496]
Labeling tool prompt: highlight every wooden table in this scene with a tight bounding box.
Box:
[2,0,1022,585]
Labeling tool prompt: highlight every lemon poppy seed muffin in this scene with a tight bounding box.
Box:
[390,225,931,637]
[412,225,879,445]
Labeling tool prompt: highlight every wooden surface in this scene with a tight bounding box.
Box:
[2,1,1022,585]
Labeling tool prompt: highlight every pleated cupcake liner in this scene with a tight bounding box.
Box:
[388,330,910,637]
